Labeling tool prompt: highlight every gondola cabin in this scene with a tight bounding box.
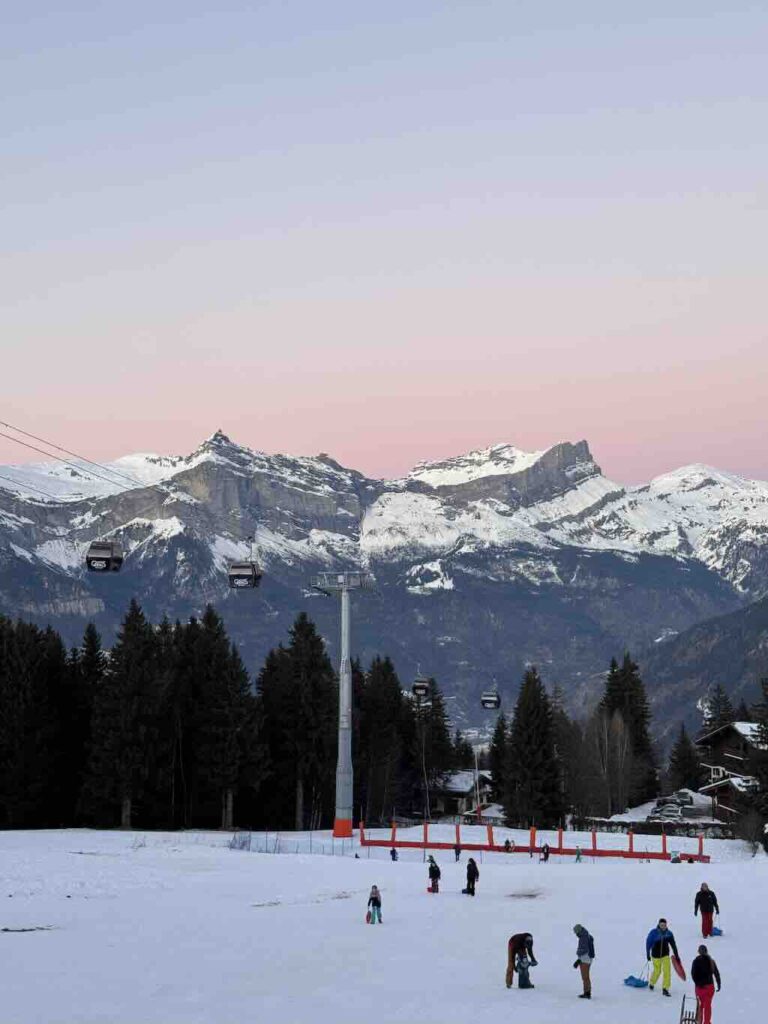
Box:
[86,540,124,572]
[412,677,430,699]
[228,561,263,589]
[480,691,501,710]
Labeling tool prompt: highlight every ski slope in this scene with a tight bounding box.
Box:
[0,828,763,1024]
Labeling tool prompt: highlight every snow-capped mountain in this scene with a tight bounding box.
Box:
[2,430,766,724]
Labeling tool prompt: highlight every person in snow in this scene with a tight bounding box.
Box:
[572,924,595,999]
[645,917,680,997]
[389,847,398,862]
[427,855,441,893]
[367,885,382,924]
[694,883,720,939]
[464,857,479,896]
[454,843,461,863]
[505,933,537,988]
[691,944,721,1024]
[575,846,583,863]
[504,838,512,853]
[540,842,550,863]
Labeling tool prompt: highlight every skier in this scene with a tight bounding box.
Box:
[505,933,538,988]
[427,855,441,893]
[694,883,720,939]
[367,885,382,924]
[454,843,461,863]
[645,917,681,997]
[572,924,595,999]
[389,847,398,862]
[463,857,479,896]
[540,842,551,863]
[691,944,721,1024]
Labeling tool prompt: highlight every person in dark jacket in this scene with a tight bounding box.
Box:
[464,857,479,896]
[645,918,680,996]
[573,924,595,998]
[454,843,461,863]
[541,842,550,862]
[694,883,720,939]
[367,885,382,924]
[390,847,398,862]
[691,944,721,1024]
[427,855,441,893]
[506,933,537,988]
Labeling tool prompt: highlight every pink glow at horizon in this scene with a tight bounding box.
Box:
[2,2,767,485]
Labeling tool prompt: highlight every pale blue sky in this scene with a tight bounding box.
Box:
[2,2,767,480]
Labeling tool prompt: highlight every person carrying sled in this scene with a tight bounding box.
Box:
[464,857,479,896]
[505,933,537,988]
[645,917,680,997]
[572,924,595,999]
[694,882,720,939]
[427,855,441,893]
[691,944,721,1024]
[367,885,382,924]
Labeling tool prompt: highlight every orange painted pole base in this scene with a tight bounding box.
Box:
[333,818,353,838]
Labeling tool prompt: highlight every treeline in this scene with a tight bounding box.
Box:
[0,603,467,831]
[3,597,766,835]
[488,655,658,827]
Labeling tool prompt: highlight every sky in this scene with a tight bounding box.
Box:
[1,1,767,484]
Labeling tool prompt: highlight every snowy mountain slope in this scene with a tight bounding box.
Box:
[0,827,762,1024]
[2,430,768,722]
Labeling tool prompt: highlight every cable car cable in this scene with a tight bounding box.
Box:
[0,472,62,501]
[0,418,147,490]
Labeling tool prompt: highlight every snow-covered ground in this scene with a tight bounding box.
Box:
[0,828,762,1023]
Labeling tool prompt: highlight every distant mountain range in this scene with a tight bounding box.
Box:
[2,430,767,732]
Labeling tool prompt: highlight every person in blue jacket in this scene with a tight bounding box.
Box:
[645,918,680,997]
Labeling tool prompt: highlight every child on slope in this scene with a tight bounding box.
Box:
[367,885,382,924]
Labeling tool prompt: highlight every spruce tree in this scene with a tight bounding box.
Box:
[356,656,405,824]
[504,667,564,827]
[80,599,160,827]
[703,685,736,733]
[667,723,704,792]
[599,653,656,805]
[736,698,753,722]
[488,713,508,802]
[452,730,474,769]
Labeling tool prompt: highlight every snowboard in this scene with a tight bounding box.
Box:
[672,956,686,981]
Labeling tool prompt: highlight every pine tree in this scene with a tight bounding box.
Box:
[257,613,337,830]
[667,723,704,792]
[452,730,474,769]
[736,698,753,722]
[488,713,508,802]
[504,667,564,827]
[80,599,160,827]
[600,653,657,805]
[703,685,736,733]
[355,656,406,824]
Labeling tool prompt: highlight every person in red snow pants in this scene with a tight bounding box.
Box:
[691,945,721,1024]
[694,883,719,939]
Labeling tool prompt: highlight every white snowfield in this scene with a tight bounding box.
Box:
[0,828,763,1024]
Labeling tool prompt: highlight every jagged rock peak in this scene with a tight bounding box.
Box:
[408,439,597,489]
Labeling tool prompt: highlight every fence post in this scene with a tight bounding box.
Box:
[591,830,597,854]
[391,821,397,846]
[661,832,668,858]
[529,826,537,853]
[698,834,704,859]
[628,831,634,855]
[486,823,494,849]
[423,821,429,848]
[455,822,461,847]
[557,827,563,853]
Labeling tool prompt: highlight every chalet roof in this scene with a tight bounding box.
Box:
[700,774,759,795]
[437,769,493,795]
[696,720,765,749]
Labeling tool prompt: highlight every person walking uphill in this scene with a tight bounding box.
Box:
[694,883,720,939]
[505,933,538,988]
[427,856,441,893]
[573,925,595,999]
[367,885,382,924]
[691,944,721,1024]
[463,857,479,896]
[645,918,680,997]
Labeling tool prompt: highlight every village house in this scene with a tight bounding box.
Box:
[432,769,493,818]
[696,721,763,820]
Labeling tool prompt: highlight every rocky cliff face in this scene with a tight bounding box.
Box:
[2,432,767,726]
